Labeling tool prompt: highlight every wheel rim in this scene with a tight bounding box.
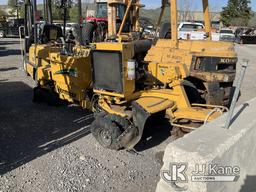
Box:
[99,129,112,147]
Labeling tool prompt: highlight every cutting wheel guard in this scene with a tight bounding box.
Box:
[171,104,228,130]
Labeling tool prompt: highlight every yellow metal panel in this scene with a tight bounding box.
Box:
[50,53,92,89]
[172,107,221,122]
[26,63,34,77]
[28,44,61,68]
[37,66,51,84]
[94,42,124,51]
[136,97,174,114]
[137,87,191,109]
[148,62,189,84]
[144,39,237,87]
[55,82,82,102]
[94,90,125,98]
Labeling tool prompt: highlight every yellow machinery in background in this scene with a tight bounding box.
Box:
[149,0,237,106]
[24,0,230,150]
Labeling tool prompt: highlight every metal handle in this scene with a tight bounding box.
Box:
[19,26,26,66]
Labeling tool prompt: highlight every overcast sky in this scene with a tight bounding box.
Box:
[0,0,255,11]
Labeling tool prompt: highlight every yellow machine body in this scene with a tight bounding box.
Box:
[149,0,238,106]
[27,45,52,76]
[27,45,93,108]
[49,52,92,107]
[152,42,237,106]
[146,39,237,86]
[25,40,227,150]
[23,0,232,150]
[89,41,226,149]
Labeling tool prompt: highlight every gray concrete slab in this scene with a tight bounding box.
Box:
[156,97,256,192]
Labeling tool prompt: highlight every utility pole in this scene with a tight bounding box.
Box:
[16,0,19,18]
[77,0,82,44]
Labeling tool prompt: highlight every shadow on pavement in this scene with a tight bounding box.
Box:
[0,67,18,72]
[0,40,21,45]
[135,113,172,152]
[0,49,21,57]
[0,81,94,175]
[230,103,250,126]
[239,175,256,192]
[0,47,6,51]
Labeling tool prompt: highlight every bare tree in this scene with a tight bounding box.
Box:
[209,4,220,21]
[178,0,196,22]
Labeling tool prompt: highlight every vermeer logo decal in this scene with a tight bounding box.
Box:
[55,69,77,77]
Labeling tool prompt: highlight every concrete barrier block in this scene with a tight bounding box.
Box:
[156,98,256,192]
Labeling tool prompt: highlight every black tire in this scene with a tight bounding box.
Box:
[83,22,95,44]
[94,113,131,131]
[159,22,171,39]
[90,117,122,150]
[105,114,130,131]
[182,80,203,104]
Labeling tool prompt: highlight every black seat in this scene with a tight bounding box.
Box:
[40,24,63,44]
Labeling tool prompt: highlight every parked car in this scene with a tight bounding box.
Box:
[178,22,219,41]
[219,29,235,42]
[0,18,24,38]
[178,22,205,40]
[235,27,256,44]
[53,23,63,29]
[66,23,79,32]
[52,22,79,38]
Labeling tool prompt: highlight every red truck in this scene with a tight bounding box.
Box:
[83,0,126,43]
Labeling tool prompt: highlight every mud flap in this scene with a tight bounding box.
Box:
[110,101,151,150]
[118,122,141,150]
[122,101,151,149]
[120,97,173,149]
[108,103,150,150]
